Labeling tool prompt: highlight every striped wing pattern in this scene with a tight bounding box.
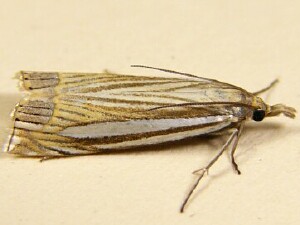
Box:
[6,71,250,156]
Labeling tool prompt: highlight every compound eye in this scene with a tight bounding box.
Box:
[252,109,265,122]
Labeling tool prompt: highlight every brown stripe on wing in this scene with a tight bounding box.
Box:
[19,71,59,90]
[59,75,176,88]
[70,120,231,146]
[110,92,199,104]
[53,92,230,125]
[10,128,97,156]
[75,80,192,93]
[15,99,54,124]
[59,94,169,106]
[9,118,232,156]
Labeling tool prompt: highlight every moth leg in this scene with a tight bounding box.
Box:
[180,128,239,213]
[229,122,245,175]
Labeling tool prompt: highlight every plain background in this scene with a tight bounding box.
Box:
[0,1,299,225]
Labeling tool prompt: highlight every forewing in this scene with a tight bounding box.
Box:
[6,71,239,156]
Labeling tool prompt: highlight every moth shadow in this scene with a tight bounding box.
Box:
[0,93,22,150]
[237,121,300,157]
[184,121,300,209]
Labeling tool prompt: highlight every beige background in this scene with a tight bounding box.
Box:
[0,1,299,225]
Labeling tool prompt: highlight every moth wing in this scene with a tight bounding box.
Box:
[7,97,233,156]
[6,71,238,156]
[18,70,240,93]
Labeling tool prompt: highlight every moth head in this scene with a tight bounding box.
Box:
[251,97,296,122]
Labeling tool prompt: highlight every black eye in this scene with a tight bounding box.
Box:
[252,109,265,122]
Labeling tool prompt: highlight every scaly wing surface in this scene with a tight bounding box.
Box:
[6,71,245,156]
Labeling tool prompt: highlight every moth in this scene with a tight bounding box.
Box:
[4,65,296,212]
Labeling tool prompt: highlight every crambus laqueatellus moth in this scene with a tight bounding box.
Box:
[4,65,296,212]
